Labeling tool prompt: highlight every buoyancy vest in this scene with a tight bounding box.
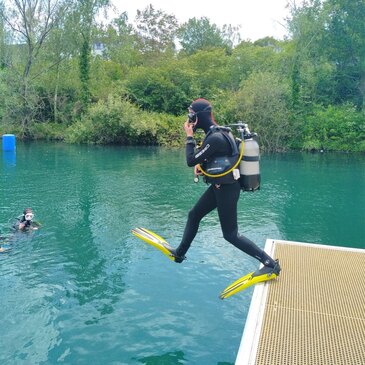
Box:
[199,126,241,184]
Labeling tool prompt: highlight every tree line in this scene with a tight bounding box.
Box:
[0,0,364,152]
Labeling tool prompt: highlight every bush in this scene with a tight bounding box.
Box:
[229,72,292,152]
[302,104,365,152]
[64,95,185,146]
[28,122,66,140]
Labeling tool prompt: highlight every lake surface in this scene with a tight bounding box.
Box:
[1,142,364,365]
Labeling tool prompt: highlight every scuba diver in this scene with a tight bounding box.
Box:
[169,98,280,273]
[13,208,40,231]
[1,208,40,252]
[132,98,280,298]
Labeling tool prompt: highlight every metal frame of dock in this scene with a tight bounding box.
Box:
[236,239,365,365]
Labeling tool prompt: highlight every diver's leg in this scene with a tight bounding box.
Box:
[174,185,217,260]
[215,182,278,269]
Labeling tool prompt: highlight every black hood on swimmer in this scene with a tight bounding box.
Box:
[189,99,214,133]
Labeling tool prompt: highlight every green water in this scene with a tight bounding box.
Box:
[1,142,364,365]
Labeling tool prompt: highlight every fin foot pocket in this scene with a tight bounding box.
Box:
[272,259,281,275]
[132,227,185,263]
[168,248,186,263]
[254,259,281,278]
[220,260,281,300]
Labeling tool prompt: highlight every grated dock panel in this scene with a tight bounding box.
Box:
[255,242,365,365]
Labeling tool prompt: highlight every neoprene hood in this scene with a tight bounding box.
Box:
[190,98,214,133]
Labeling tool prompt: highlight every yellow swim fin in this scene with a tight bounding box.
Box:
[219,263,280,300]
[131,227,185,262]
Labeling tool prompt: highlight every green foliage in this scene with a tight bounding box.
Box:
[302,104,365,152]
[155,113,185,147]
[89,58,124,98]
[0,69,7,119]
[323,0,365,107]
[178,17,232,55]
[134,5,178,55]
[288,0,365,109]
[125,66,187,115]
[227,41,287,90]
[0,0,363,153]
[64,95,184,146]
[79,38,91,110]
[185,49,231,95]
[125,49,232,115]
[103,13,142,69]
[27,122,67,141]
[231,72,292,152]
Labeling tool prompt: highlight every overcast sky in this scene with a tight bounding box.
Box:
[111,0,303,41]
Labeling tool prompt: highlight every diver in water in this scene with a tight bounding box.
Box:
[14,208,40,231]
[0,208,40,252]
[169,98,280,276]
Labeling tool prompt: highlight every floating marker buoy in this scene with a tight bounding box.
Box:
[2,134,16,151]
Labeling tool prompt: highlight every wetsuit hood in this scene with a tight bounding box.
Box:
[190,98,215,133]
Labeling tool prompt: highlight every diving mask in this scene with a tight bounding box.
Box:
[25,213,34,221]
[188,109,197,123]
[187,103,212,129]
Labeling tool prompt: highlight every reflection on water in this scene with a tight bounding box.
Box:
[138,350,187,365]
[2,150,16,167]
[0,143,364,364]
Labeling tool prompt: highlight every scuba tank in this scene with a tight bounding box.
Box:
[234,122,261,192]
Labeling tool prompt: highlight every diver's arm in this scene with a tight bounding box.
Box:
[184,120,220,167]
[32,221,41,230]
[18,222,26,230]
[17,220,35,231]
[185,134,220,167]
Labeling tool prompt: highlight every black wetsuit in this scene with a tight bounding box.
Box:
[175,127,276,268]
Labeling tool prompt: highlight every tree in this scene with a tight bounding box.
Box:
[288,0,365,109]
[134,4,178,60]
[1,0,67,136]
[227,40,286,90]
[103,12,142,69]
[323,0,365,109]
[0,1,6,68]
[184,49,231,96]
[233,72,291,151]
[287,0,334,109]
[68,0,110,112]
[125,59,195,115]
[38,4,77,124]
[178,17,238,55]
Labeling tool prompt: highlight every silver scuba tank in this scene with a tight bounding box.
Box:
[237,124,260,191]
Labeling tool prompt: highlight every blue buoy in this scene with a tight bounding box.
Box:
[2,134,16,151]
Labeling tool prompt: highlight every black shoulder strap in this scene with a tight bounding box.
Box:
[203,126,238,156]
[221,130,239,156]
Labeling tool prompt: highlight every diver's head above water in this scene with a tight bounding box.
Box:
[23,208,34,221]
[16,207,40,231]
[188,98,216,133]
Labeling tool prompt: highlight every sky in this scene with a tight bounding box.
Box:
[110,0,303,41]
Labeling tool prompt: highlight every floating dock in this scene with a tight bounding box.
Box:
[236,239,365,365]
